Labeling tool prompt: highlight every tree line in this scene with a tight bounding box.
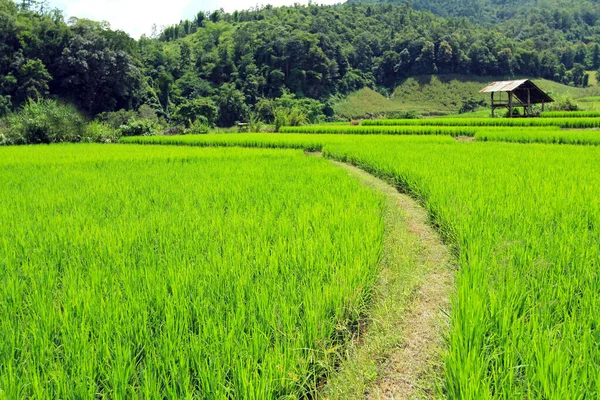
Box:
[1,0,599,128]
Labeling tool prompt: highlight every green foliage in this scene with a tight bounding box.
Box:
[118,119,159,137]
[96,109,139,129]
[184,116,210,134]
[256,91,325,124]
[247,112,264,133]
[215,83,248,127]
[5,0,600,124]
[459,97,486,114]
[0,95,10,117]
[82,120,120,143]
[547,95,580,111]
[172,97,218,127]
[1,99,86,145]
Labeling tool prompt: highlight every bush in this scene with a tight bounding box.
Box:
[459,98,486,114]
[82,121,120,143]
[0,95,11,118]
[1,99,86,145]
[247,113,263,133]
[119,119,159,137]
[547,95,579,112]
[184,116,210,134]
[173,98,218,127]
[96,109,138,129]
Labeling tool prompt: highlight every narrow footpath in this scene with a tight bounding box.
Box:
[316,155,455,399]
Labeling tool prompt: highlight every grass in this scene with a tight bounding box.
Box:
[280,125,477,136]
[324,161,453,399]
[129,133,600,398]
[476,127,600,145]
[541,111,600,118]
[361,117,600,128]
[333,88,401,119]
[0,144,385,398]
[332,74,600,118]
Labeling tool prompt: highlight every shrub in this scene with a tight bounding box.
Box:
[0,95,11,118]
[1,99,86,145]
[119,119,159,137]
[82,121,120,143]
[96,109,138,129]
[247,113,263,133]
[184,116,210,134]
[172,98,218,127]
[547,95,579,111]
[459,98,486,114]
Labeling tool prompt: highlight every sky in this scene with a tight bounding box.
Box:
[48,0,341,39]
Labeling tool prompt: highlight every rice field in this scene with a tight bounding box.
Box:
[476,128,600,145]
[128,133,600,398]
[540,111,600,118]
[6,108,600,399]
[0,144,384,398]
[361,117,600,128]
[279,125,477,136]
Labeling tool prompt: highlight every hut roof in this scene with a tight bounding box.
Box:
[480,79,553,104]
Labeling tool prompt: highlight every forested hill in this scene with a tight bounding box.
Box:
[1,0,599,125]
[347,0,600,27]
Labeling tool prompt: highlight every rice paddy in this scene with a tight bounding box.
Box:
[125,132,600,398]
[5,109,600,398]
[0,144,384,398]
[361,117,600,128]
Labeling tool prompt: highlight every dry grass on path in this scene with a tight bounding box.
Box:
[321,158,455,400]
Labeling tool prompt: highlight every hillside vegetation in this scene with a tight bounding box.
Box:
[2,0,600,134]
[334,74,600,117]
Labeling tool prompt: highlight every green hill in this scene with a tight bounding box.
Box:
[333,75,600,118]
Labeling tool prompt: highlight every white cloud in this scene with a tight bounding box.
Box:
[49,0,341,38]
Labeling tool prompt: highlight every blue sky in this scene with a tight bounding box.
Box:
[47,0,341,39]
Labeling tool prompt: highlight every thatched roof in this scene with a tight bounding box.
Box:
[480,80,554,104]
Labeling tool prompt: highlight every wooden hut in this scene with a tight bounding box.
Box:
[480,80,554,117]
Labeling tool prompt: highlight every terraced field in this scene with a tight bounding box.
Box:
[5,111,600,398]
[125,132,600,398]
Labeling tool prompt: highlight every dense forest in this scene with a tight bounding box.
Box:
[1,0,599,133]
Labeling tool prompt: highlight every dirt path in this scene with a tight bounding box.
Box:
[318,154,455,399]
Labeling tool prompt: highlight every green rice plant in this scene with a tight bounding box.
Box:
[130,133,600,398]
[361,117,600,128]
[121,133,456,150]
[0,144,383,398]
[280,124,477,136]
[476,127,600,145]
[540,111,600,118]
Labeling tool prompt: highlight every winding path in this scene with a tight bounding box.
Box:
[318,155,455,399]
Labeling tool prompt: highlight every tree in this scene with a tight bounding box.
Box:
[173,97,218,126]
[54,30,141,114]
[14,58,52,104]
[215,83,248,126]
[571,63,585,87]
